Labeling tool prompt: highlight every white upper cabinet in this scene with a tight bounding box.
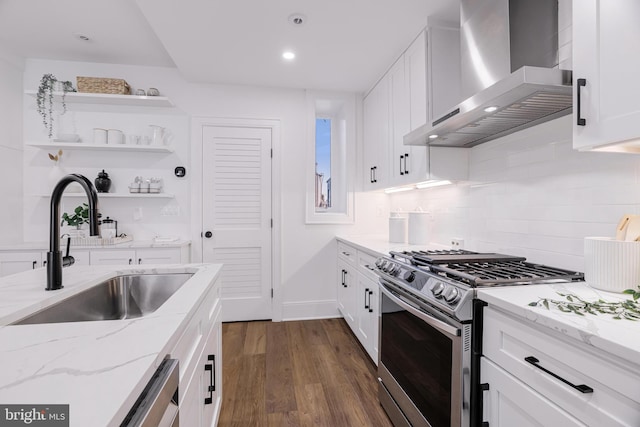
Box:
[362,24,463,190]
[363,76,390,190]
[573,0,640,152]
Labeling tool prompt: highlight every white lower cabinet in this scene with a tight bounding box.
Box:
[481,306,640,426]
[481,357,584,427]
[171,278,222,427]
[89,247,188,265]
[336,240,380,365]
[0,251,43,277]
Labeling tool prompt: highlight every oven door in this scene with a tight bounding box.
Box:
[378,279,471,427]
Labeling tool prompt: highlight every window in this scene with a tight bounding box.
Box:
[315,118,331,209]
[306,91,355,224]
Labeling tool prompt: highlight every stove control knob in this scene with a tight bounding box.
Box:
[388,264,399,275]
[401,270,416,282]
[379,261,388,271]
[444,287,460,304]
[431,281,445,298]
[375,258,384,268]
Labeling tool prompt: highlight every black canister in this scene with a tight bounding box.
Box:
[95,169,112,193]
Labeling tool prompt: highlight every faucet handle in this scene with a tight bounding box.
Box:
[61,234,75,267]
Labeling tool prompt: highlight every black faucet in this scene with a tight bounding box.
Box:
[47,174,100,291]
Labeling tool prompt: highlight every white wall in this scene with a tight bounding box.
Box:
[0,51,24,244]
[19,59,387,319]
[388,115,640,272]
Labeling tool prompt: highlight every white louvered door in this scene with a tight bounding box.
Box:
[202,125,272,321]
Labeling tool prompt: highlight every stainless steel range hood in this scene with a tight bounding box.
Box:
[405,0,573,147]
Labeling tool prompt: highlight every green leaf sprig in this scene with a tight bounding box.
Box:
[529,286,640,321]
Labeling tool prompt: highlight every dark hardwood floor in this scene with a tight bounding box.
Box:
[219,318,393,427]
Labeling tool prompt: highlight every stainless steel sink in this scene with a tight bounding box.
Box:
[13,273,193,325]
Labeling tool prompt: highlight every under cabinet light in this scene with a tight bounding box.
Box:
[484,106,498,113]
[384,185,414,194]
[415,180,452,189]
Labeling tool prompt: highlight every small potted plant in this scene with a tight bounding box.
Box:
[36,74,76,139]
[61,203,90,237]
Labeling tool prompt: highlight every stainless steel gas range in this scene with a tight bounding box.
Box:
[375,249,584,427]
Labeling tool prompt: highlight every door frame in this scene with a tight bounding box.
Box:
[190,117,282,321]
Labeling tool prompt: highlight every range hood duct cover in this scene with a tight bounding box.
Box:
[405,0,572,148]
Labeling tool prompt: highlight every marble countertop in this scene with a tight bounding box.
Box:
[478,283,640,367]
[0,240,191,251]
[0,263,222,427]
[336,234,450,256]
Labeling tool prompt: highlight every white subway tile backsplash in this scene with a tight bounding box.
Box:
[389,115,640,271]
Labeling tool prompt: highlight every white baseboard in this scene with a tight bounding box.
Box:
[281,299,341,321]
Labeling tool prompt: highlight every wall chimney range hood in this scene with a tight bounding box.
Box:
[405,0,573,148]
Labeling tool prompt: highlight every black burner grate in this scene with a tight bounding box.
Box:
[428,260,585,287]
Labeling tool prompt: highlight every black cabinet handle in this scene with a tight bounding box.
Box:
[204,231,213,238]
[577,78,587,126]
[204,354,216,404]
[364,288,370,309]
[524,356,593,393]
[128,258,132,265]
[369,167,373,183]
[341,269,347,287]
[372,166,377,183]
[400,155,404,175]
[368,289,374,312]
[404,153,409,175]
[32,261,37,269]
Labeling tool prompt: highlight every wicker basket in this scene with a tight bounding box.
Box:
[76,76,131,95]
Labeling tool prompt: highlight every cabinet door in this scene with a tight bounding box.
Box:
[388,57,411,185]
[406,31,427,131]
[0,252,42,277]
[337,259,357,332]
[89,249,136,265]
[356,272,377,363]
[362,78,389,190]
[202,306,222,427]
[481,357,586,427]
[136,248,182,265]
[573,0,640,151]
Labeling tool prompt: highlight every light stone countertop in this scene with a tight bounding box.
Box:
[0,263,222,427]
[336,234,450,256]
[0,240,191,251]
[477,283,640,368]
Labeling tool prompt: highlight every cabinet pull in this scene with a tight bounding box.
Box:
[138,258,142,264]
[577,78,587,126]
[373,166,377,183]
[400,155,404,175]
[370,167,374,183]
[368,289,374,312]
[204,354,216,404]
[43,260,47,267]
[364,288,370,309]
[341,269,347,287]
[128,258,132,265]
[524,356,593,393]
[32,261,37,269]
[404,153,409,174]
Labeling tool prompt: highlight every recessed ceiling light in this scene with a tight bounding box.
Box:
[484,106,498,113]
[282,51,296,60]
[428,134,438,139]
[288,13,307,26]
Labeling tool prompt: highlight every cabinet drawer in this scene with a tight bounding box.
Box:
[481,357,585,427]
[483,306,640,426]
[337,242,356,265]
[357,250,379,282]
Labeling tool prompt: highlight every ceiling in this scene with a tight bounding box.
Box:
[0,0,459,93]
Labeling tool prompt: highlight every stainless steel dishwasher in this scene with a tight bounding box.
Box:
[120,357,179,427]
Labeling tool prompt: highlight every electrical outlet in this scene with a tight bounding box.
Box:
[451,238,464,249]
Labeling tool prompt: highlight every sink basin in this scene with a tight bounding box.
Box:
[13,273,193,325]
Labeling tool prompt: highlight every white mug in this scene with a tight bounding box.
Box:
[107,129,124,144]
[93,128,107,144]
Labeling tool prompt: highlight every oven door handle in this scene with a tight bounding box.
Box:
[379,283,461,338]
